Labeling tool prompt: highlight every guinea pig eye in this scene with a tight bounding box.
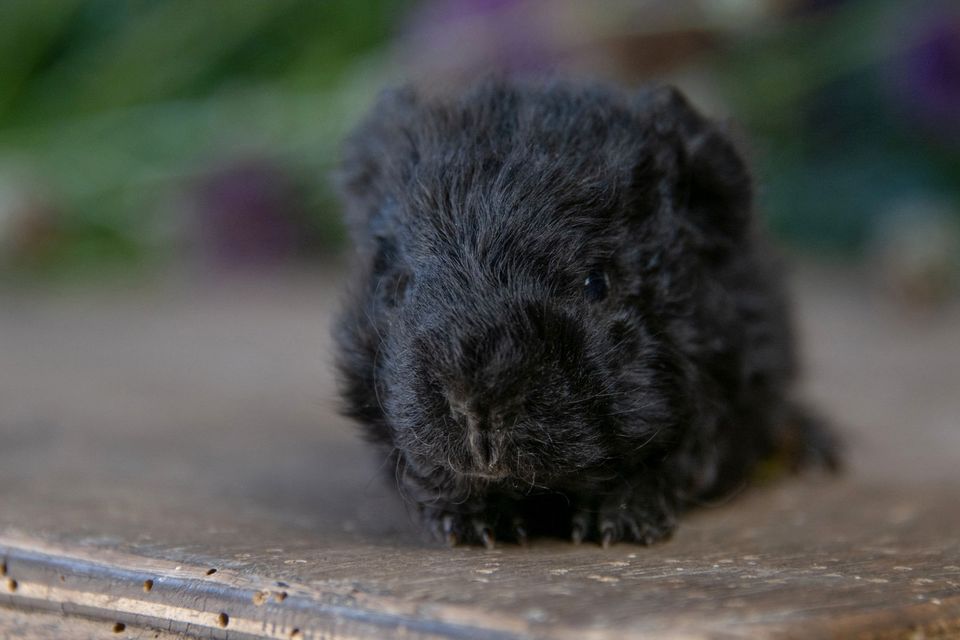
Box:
[583,270,609,303]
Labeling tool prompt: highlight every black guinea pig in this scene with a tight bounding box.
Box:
[333,80,841,548]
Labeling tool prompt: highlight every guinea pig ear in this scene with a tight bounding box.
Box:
[639,86,753,242]
[334,86,422,249]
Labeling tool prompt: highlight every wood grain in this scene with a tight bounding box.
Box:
[1,266,958,639]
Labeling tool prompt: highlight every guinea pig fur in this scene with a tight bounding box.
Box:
[332,80,841,548]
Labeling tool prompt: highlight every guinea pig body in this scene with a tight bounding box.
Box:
[333,80,840,547]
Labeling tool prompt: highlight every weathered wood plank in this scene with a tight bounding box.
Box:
[0,605,190,640]
[1,267,958,639]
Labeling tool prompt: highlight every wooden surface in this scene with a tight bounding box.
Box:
[1,266,958,639]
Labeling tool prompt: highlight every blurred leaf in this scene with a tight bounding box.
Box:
[717,0,900,130]
[0,0,406,279]
[15,1,291,119]
[0,0,86,119]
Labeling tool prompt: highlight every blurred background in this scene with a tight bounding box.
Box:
[0,0,958,306]
[1,0,959,584]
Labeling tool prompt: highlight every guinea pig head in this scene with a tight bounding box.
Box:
[336,82,748,493]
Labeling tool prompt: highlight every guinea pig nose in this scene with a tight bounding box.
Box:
[467,428,501,471]
[447,395,507,472]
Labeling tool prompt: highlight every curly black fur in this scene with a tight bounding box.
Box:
[332,80,841,548]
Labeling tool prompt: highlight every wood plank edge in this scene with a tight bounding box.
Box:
[0,540,525,640]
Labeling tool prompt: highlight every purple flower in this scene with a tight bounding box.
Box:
[400,0,559,79]
[891,5,960,140]
[193,158,305,269]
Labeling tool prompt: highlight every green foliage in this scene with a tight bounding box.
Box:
[0,0,407,278]
[714,0,960,255]
[2,0,957,277]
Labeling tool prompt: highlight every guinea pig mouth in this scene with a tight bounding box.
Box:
[443,453,511,481]
[454,429,511,481]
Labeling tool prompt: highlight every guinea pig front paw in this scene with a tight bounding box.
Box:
[572,493,678,548]
[421,504,532,549]
[419,507,498,549]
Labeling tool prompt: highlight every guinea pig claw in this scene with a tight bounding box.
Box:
[600,523,616,549]
[512,518,529,546]
[571,527,583,545]
[571,513,590,545]
[476,523,496,550]
[442,515,459,547]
